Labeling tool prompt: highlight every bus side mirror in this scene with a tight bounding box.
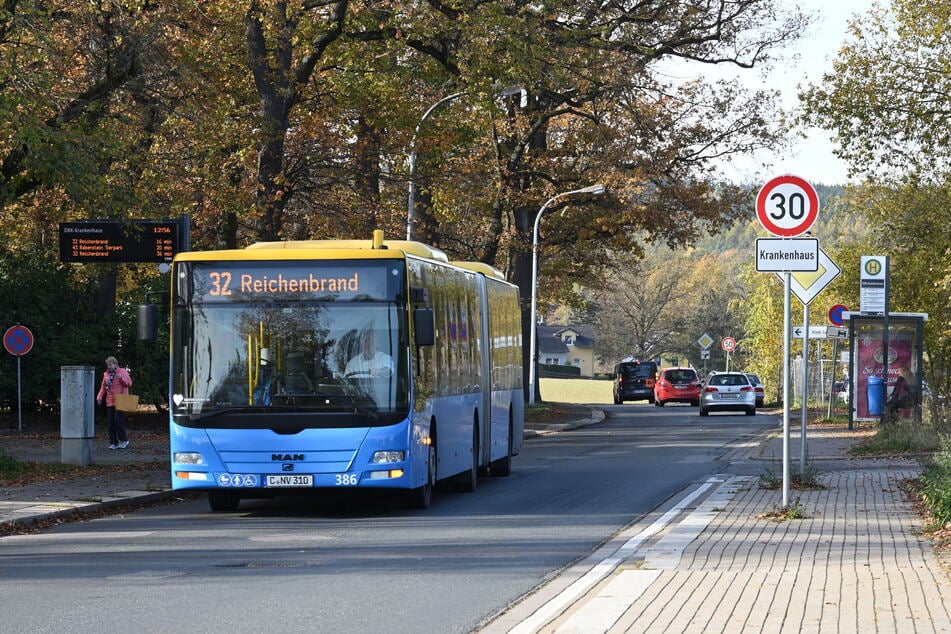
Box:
[136,291,169,341]
[414,308,435,346]
[137,304,157,341]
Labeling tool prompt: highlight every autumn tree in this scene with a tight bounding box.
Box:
[801,0,951,401]
[590,248,747,369]
[0,0,813,407]
[800,0,951,182]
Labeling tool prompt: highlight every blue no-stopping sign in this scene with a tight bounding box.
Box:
[4,324,34,356]
[828,304,849,327]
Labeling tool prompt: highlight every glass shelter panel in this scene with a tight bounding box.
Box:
[848,314,925,423]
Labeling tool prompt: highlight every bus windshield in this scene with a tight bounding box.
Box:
[170,260,409,424]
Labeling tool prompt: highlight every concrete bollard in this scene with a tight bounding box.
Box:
[61,366,95,465]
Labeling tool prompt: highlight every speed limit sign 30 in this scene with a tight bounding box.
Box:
[756,174,820,237]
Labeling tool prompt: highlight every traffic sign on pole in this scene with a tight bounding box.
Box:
[4,324,32,433]
[773,248,841,305]
[793,325,848,339]
[755,175,820,237]
[721,336,736,352]
[3,324,33,356]
[829,304,849,326]
[755,237,819,272]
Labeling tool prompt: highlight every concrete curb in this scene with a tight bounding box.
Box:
[523,408,606,439]
[0,488,179,532]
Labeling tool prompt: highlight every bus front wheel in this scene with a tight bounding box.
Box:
[208,491,241,512]
[406,442,435,509]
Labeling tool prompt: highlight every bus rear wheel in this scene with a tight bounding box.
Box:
[453,421,479,492]
[208,491,241,512]
[490,414,514,477]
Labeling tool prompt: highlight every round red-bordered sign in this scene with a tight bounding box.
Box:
[721,336,736,352]
[3,324,34,356]
[756,174,820,237]
[828,304,849,327]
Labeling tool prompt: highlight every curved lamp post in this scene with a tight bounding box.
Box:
[407,91,467,240]
[529,184,607,405]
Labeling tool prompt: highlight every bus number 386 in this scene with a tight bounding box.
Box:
[335,474,359,486]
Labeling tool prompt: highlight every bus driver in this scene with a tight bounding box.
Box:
[344,327,394,379]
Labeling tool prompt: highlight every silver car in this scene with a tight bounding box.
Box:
[700,371,756,416]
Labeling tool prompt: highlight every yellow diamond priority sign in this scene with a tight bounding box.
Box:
[774,248,841,305]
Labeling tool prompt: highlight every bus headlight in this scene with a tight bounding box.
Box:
[371,450,405,464]
[174,452,204,465]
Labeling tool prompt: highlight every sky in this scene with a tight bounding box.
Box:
[752,0,875,186]
[669,0,876,186]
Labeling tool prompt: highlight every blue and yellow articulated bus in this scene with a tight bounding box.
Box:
[156,230,523,511]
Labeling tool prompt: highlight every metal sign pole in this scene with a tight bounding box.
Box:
[782,272,791,508]
[827,338,839,419]
[801,303,809,471]
[882,257,890,426]
[17,355,22,432]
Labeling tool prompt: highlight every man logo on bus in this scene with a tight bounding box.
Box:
[272,453,304,461]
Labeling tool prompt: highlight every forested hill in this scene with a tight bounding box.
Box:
[695,183,868,253]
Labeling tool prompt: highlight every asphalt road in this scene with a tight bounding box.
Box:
[0,404,772,633]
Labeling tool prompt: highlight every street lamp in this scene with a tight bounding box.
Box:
[528,184,607,405]
[407,91,466,240]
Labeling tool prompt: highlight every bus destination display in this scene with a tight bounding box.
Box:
[186,261,393,302]
[59,220,181,263]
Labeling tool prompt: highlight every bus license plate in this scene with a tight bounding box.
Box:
[266,474,313,487]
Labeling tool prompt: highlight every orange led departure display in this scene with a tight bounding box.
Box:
[59,220,181,263]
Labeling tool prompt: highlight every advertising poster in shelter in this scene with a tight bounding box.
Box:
[855,332,913,419]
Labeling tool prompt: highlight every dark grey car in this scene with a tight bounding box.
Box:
[613,361,658,404]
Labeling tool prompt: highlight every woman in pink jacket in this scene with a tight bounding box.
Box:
[96,356,133,449]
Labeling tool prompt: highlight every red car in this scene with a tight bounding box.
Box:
[654,367,702,407]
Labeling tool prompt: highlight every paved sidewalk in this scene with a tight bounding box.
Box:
[480,423,951,633]
[0,428,173,532]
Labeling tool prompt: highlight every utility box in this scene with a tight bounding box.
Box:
[61,366,95,465]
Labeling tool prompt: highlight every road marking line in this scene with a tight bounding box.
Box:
[508,476,725,634]
[553,476,751,633]
[557,570,662,634]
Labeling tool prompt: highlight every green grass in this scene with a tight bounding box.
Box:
[0,448,107,485]
[0,449,27,477]
[851,422,942,455]
[538,377,614,404]
[758,461,825,490]
[919,444,951,529]
[757,497,807,521]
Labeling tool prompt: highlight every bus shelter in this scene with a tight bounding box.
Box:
[844,312,928,428]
